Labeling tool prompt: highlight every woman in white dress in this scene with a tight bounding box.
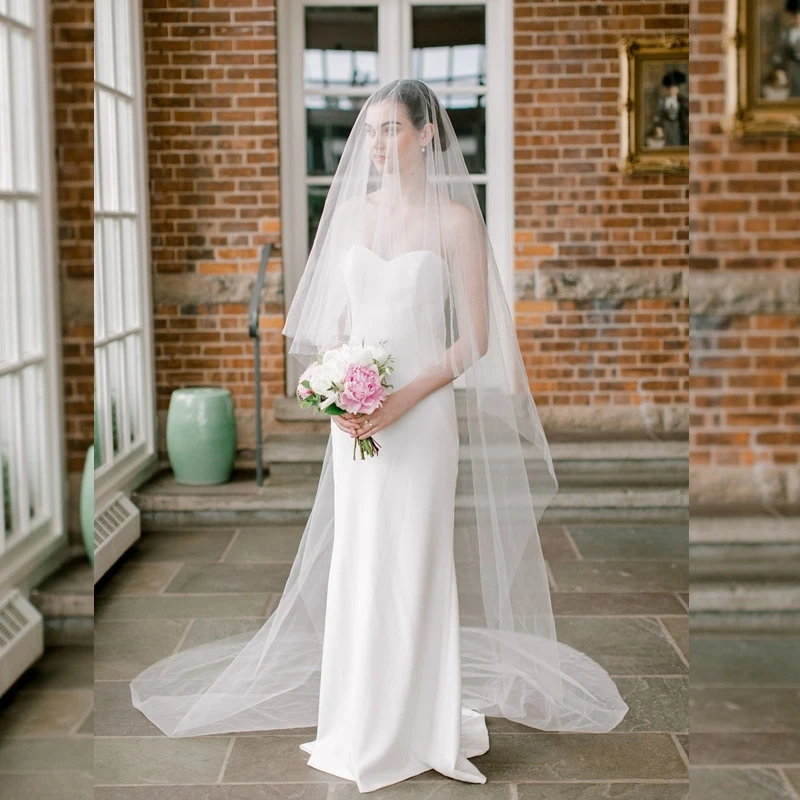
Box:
[130,79,629,794]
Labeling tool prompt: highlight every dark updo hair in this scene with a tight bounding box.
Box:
[367,79,451,152]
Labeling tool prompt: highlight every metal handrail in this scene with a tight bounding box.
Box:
[248,242,274,487]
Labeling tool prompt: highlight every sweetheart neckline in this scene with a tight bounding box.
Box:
[346,243,445,265]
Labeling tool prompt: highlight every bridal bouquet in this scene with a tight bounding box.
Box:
[296,341,395,460]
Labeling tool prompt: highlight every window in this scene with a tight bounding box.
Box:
[94,0,156,506]
[279,0,513,394]
[0,0,66,587]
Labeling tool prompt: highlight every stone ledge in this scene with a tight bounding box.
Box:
[272,396,689,436]
[61,278,93,324]
[153,272,282,307]
[690,514,800,545]
[689,270,800,315]
[258,431,689,464]
[515,267,687,302]
[691,466,800,508]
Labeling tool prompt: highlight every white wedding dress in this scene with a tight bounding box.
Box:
[299,244,490,790]
[129,240,628,793]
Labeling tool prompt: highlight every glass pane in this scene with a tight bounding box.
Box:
[94,348,109,468]
[412,5,486,86]
[474,182,486,224]
[94,217,105,341]
[304,6,379,89]
[306,94,367,176]
[441,93,485,173]
[307,185,330,253]
[125,334,142,446]
[0,374,19,540]
[114,0,132,96]
[121,217,141,329]
[21,364,43,522]
[94,90,102,209]
[98,89,119,212]
[9,0,33,26]
[95,0,114,87]
[103,217,123,335]
[0,200,16,366]
[117,99,136,212]
[0,26,11,192]
[17,199,42,359]
[11,28,36,192]
[108,339,124,456]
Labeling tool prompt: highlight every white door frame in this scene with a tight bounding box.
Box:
[0,0,67,593]
[278,0,514,396]
[93,0,157,511]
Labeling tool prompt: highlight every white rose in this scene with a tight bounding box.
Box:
[308,362,339,395]
[321,345,351,376]
[367,343,388,363]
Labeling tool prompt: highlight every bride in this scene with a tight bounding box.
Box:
[130,78,629,793]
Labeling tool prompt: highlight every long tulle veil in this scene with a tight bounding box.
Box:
[130,79,629,736]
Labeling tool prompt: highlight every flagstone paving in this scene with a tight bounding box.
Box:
[0,645,93,800]
[90,520,689,797]
[690,633,800,800]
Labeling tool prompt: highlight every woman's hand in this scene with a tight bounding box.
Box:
[340,385,420,440]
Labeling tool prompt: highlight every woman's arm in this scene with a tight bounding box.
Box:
[406,203,490,403]
[348,203,490,439]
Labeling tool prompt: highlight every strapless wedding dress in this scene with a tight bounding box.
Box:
[129,243,628,795]
[298,244,489,790]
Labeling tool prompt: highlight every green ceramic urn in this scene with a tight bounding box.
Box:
[166,387,236,485]
[80,445,94,566]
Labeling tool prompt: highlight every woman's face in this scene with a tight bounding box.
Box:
[363,100,430,175]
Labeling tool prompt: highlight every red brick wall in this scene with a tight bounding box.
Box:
[142,0,283,445]
[516,298,688,408]
[691,314,800,469]
[689,0,800,478]
[52,0,94,542]
[513,0,690,412]
[143,1,690,447]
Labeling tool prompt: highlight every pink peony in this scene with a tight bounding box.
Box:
[340,363,385,414]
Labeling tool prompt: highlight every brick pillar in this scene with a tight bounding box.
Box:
[690,0,800,506]
[142,1,282,463]
[52,0,94,545]
[513,0,689,434]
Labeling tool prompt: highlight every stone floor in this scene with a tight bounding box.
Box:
[92,519,689,798]
[0,645,94,800]
[690,633,800,800]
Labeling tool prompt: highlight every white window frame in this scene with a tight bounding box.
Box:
[94,0,157,511]
[0,0,67,593]
[278,0,514,395]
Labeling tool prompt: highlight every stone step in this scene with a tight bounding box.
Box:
[257,432,689,488]
[28,552,94,646]
[273,393,690,437]
[690,509,800,632]
[690,586,800,633]
[132,466,688,529]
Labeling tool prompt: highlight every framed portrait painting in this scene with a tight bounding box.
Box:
[723,0,800,135]
[618,36,690,175]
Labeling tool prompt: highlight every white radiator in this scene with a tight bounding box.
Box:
[94,491,141,583]
[0,589,44,698]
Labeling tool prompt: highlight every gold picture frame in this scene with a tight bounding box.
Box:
[723,0,800,137]
[618,35,690,175]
